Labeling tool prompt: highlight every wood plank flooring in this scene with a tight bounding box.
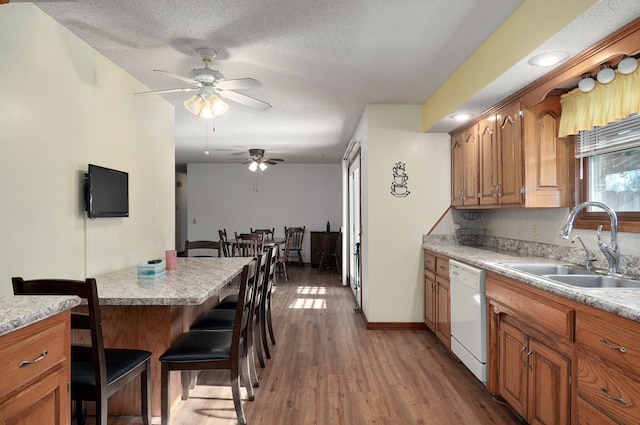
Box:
[97,266,523,425]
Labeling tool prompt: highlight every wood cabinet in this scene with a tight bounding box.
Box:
[0,312,71,425]
[451,125,479,207]
[575,309,640,424]
[487,272,572,424]
[310,231,340,267]
[423,250,450,349]
[452,91,569,209]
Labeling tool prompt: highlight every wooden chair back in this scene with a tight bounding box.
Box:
[184,240,221,257]
[284,226,305,251]
[218,229,230,257]
[251,228,275,241]
[234,232,264,257]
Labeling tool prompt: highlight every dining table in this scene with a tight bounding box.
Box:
[78,257,252,417]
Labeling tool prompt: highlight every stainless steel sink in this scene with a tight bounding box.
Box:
[542,274,640,289]
[502,263,597,276]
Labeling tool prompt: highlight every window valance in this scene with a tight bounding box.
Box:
[559,59,640,137]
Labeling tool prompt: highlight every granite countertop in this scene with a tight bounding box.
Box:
[423,238,640,323]
[0,295,81,337]
[93,257,252,305]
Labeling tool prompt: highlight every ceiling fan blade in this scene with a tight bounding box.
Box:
[153,69,202,87]
[264,160,278,165]
[134,87,198,96]
[215,78,263,90]
[266,158,284,162]
[218,90,272,110]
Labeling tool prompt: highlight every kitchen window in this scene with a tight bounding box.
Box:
[574,114,640,233]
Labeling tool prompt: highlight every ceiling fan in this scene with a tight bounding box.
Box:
[237,149,284,172]
[135,48,271,118]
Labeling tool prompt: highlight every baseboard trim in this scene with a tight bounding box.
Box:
[366,322,428,331]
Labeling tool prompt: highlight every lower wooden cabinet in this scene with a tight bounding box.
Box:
[488,272,572,425]
[423,250,450,350]
[310,231,340,267]
[498,320,570,425]
[0,312,71,425]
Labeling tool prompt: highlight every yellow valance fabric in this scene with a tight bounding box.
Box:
[558,59,640,137]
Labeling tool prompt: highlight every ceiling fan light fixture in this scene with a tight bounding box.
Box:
[184,93,228,119]
[248,161,258,172]
[259,162,268,171]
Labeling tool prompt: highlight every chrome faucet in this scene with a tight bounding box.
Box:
[571,236,596,271]
[559,201,620,274]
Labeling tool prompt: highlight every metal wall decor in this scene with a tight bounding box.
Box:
[390,161,410,197]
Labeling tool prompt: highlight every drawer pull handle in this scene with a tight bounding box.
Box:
[519,346,527,366]
[600,337,627,353]
[19,350,48,368]
[599,385,627,405]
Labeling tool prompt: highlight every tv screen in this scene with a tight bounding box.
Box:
[85,164,129,218]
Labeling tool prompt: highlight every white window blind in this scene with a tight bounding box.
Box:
[576,113,640,158]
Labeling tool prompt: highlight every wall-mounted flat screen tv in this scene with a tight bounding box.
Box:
[85,164,129,218]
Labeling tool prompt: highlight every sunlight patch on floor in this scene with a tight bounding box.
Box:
[288,298,327,309]
[296,286,326,295]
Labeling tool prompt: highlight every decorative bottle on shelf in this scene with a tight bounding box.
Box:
[326,221,330,232]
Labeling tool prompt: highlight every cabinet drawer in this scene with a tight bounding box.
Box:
[424,252,436,273]
[577,350,640,424]
[435,256,450,277]
[576,395,618,425]
[0,317,68,400]
[576,311,640,377]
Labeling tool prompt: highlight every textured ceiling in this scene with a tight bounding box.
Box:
[33,0,640,169]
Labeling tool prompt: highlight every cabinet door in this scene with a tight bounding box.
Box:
[435,276,450,349]
[499,321,528,419]
[527,339,571,425]
[522,92,569,207]
[451,133,465,206]
[462,126,479,206]
[0,366,70,425]
[497,101,523,205]
[479,116,499,205]
[424,270,436,330]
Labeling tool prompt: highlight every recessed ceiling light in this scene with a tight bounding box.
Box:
[451,113,474,122]
[528,51,570,67]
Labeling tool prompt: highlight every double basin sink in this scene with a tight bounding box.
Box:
[501,263,640,289]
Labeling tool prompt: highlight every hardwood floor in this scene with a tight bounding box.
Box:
[98,266,523,425]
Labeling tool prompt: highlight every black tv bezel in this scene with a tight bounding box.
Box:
[85,164,129,219]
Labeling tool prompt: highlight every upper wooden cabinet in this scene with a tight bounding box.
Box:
[451,92,569,209]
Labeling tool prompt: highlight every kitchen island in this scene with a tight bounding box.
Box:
[84,257,252,417]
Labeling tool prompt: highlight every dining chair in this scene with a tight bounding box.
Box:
[234,232,264,257]
[251,227,275,241]
[12,277,152,425]
[318,233,341,273]
[191,248,272,370]
[184,240,222,257]
[158,259,257,425]
[276,229,293,282]
[218,229,231,257]
[284,226,305,266]
[261,245,277,357]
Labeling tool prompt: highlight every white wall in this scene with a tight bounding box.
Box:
[0,5,175,295]
[360,105,451,323]
[187,163,341,263]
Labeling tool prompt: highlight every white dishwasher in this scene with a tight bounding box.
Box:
[449,259,487,385]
